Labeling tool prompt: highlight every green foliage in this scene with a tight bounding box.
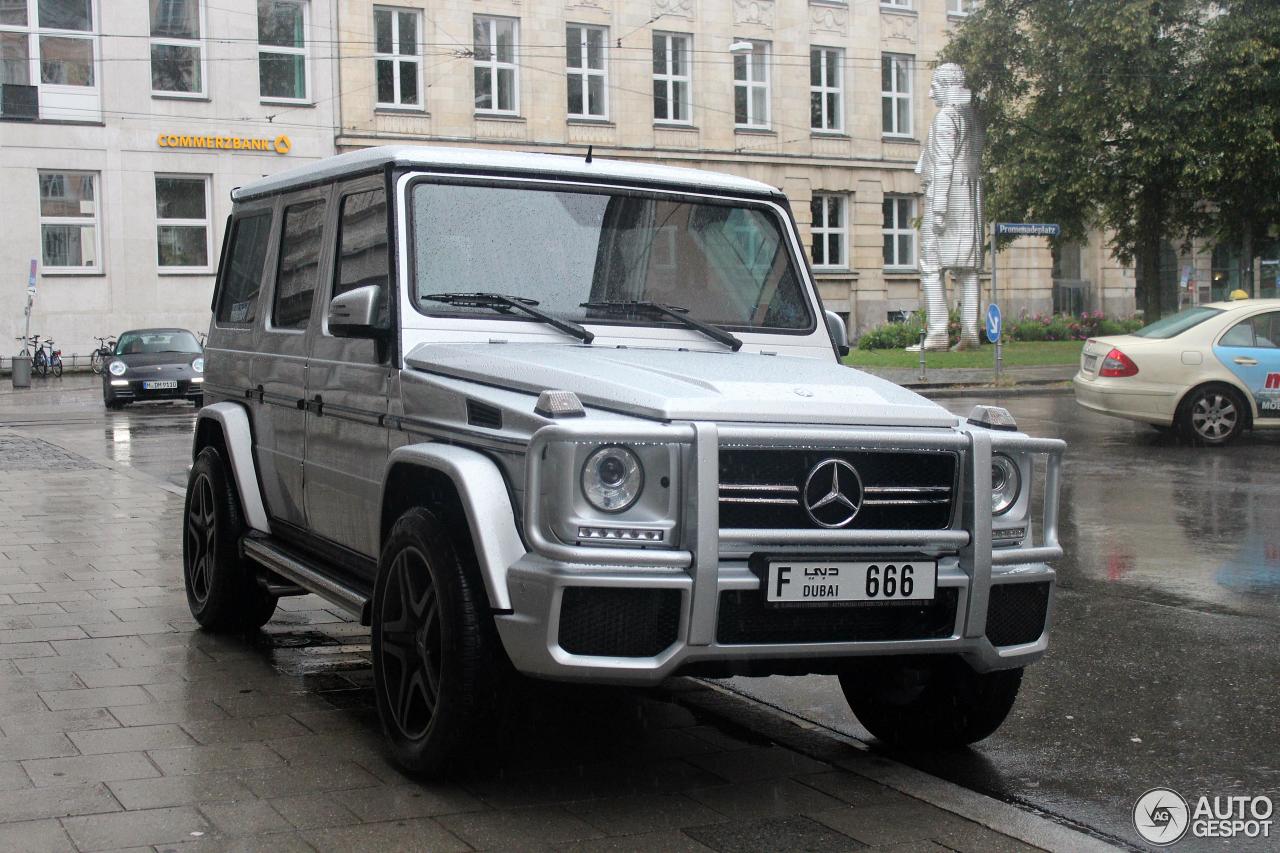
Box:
[857,311,1140,350]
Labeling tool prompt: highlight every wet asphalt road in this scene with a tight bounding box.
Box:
[5,378,1278,850]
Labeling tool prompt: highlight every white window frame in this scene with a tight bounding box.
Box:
[566,23,607,120]
[881,53,913,138]
[258,0,309,104]
[149,0,206,99]
[373,6,422,110]
[652,31,691,125]
[811,194,848,270]
[810,46,843,133]
[733,38,769,130]
[883,195,917,270]
[38,169,101,275]
[948,0,976,15]
[473,15,518,116]
[881,0,913,9]
[155,174,212,274]
[0,0,101,115]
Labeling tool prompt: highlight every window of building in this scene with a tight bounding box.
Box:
[810,194,847,269]
[881,0,913,8]
[810,47,842,132]
[215,212,272,324]
[882,195,916,268]
[374,6,420,109]
[150,0,203,96]
[273,198,326,330]
[155,175,211,271]
[948,0,976,14]
[652,32,690,124]
[334,188,389,300]
[473,15,517,115]
[258,0,307,102]
[733,39,769,129]
[0,1,101,119]
[881,53,912,137]
[38,170,99,272]
[566,23,606,119]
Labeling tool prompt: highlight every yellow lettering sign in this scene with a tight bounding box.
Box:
[155,132,292,154]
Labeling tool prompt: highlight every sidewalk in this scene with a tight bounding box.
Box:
[0,424,1115,851]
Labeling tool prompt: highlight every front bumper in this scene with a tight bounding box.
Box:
[107,377,203,402]
[495,421,1065,686]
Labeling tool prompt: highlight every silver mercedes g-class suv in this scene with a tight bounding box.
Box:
[186,146,1064,775]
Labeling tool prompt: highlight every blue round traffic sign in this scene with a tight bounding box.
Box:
[985,304,1002,344]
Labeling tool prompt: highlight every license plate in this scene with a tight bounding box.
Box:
[1083,354,1098,372]
[765,560,936,604]
[142,380,178,390]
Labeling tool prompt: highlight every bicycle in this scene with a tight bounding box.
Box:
[42,339,63,378]
[28,335,47,376]
[90,335,116,375]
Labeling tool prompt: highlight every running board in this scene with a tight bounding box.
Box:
[242,535,371,625]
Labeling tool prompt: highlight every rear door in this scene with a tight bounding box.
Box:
[303,179,392,563]
[1214,310,1280,423]
[252,190,330,530]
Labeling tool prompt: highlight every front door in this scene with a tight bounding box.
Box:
[1214,310,1280,423]
[254,193,330,530]
[303,181,392,566]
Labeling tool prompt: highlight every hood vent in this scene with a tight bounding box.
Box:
[466,400,503,430]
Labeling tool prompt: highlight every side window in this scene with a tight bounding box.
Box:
[1219,320,1254,348]
[272,198,327,330]
[334,188,389,300]
[215,212,272,324]
[1252,312,1280,349]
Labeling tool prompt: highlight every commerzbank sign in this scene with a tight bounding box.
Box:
[157,133,292,154]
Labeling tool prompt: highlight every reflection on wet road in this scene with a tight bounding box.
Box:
[8,378,1278,849]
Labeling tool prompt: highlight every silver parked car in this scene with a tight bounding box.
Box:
[187,146,1065,775]
[104,328,205,409]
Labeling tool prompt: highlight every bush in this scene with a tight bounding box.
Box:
[855,309,1142,349]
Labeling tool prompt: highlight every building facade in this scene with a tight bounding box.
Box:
[0,0,337,358]
[330,0,1066,333]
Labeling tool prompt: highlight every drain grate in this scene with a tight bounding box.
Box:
[0,435,101,471]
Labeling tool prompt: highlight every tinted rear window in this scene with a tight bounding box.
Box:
[273,198,328,330]
[215,213,272,325]
[1132,306,1223,339]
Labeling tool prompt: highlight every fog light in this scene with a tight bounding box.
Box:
[110,379,128,387]
[578,526,664,543]
[190,376,204,383]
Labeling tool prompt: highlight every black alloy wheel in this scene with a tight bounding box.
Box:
[186,470,217,608]
[378,544,444,741]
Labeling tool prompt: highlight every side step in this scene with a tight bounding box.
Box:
[242,535,372,625]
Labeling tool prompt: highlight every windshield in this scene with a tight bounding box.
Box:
[115,331,202,355]
[1131,307,1224,339]
[410,182,813,332]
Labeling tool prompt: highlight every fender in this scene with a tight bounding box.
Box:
[383,444,525,611]
[195,403,271,535]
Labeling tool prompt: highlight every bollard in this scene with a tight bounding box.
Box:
[11,355,31,389]
[917,331,927,383]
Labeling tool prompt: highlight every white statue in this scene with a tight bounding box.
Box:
[912,63,984,351]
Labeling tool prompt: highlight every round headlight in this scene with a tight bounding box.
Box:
[192,357,205,374]
[108,360,127,376]
[581,446,644,513]
[991,453,1021,516]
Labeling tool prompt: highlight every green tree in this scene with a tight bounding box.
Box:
[943,0,1209,320]
[1197,0,1280,297]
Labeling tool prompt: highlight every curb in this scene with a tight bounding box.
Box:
[911,382,1074,399]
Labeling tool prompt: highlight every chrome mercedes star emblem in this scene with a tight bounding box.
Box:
[802,458,863,528]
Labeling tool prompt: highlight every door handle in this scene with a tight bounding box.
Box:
[308,394,324,415]
[1234,356,1259,366]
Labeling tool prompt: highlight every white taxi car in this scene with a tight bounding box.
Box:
[1073,299,1280,444]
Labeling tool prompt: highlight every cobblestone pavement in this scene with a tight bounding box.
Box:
[0,399,1107,852]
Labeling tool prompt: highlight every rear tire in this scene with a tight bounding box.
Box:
[372,507,506,777]
[183,446,277,632]
[839,656,1022,748]
[1177,385,1246,446]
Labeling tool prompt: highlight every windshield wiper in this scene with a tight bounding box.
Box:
[579,301,743,351]
[423,293,594,344]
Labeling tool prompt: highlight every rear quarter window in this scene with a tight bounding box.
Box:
[215,212,273,325]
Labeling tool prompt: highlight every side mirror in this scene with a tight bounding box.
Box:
[825,310,850,357]
[327,284,387,339]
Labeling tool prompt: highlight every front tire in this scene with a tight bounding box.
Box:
[1178,385,1246,445]
[372,507,504,777]
[183,447,277,632]
[839,656,1022,748]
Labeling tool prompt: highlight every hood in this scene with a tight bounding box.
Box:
[405,343,957,428]
[115,351,201,368]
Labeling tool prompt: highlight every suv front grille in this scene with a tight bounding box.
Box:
[719,448,958,531]
[717,587,959,645]
[985,582,1050,646]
